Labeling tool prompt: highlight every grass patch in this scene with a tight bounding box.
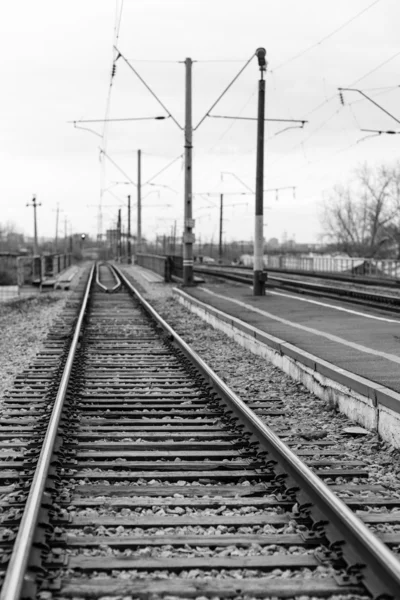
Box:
[0,292,64,317]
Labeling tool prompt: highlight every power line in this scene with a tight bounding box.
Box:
[349,50,400,87]
[273,0,383,71]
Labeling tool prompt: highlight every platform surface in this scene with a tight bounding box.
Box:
[184,280,400,394]
[123,264,165,284]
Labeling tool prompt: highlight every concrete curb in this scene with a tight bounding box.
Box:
[173,287,400,448]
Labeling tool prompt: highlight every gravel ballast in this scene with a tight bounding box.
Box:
[0,291,73,407]
[121,267,400,506]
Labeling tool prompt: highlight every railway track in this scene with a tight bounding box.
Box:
[1,262,400,598]
[194,265,400,312]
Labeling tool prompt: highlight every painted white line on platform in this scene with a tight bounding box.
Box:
[268,289,400,324]
[135,266,163,283]
[202,286,400,366]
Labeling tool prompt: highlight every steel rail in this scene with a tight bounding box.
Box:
[95,262,122,293]
[198,263,400,288]
[194,265,400,311]
[0,264,95,600]
[109,263,122,292]
[95,262,109,293]
[114,264,400,598]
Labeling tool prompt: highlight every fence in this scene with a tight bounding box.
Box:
[264,255,400,279]
[16,254,72,286]
[0,254,73,302]
[136,253,172,281]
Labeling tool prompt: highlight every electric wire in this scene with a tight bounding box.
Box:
[349,49,400,87]
[272,0,383,71]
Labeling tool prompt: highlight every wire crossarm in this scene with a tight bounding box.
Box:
[339,87,400,125]
[115,46,183,130]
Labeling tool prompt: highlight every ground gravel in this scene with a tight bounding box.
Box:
[0,291,73,407]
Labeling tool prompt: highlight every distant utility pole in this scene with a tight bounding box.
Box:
[26,195,41,255]
[137,149,142,255]
[127,194,132,264]
[54,203,60,252]
[64,218,68,253]
[172,220,177,255]
[117,209,122,261]
[183,58,194,286]
[218,194,223,264]
[113,47,297,285]
[253,48,267,296]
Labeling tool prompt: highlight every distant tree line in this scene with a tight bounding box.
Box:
[322,162,400,258]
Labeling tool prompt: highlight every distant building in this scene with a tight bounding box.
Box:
[267,237,279,250]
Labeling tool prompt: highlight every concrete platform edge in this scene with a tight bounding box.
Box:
[173,287,400,448]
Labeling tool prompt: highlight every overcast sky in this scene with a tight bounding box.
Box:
[1,0,400,245]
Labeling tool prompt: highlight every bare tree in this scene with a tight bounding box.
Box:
[321,162,400,257]
[0,222,24,253]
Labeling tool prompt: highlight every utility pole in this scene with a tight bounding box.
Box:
[117,209,122,261]
[183,57,194,285]
[253,48,267,296]
[69,222,73,254]
[64,218,68,253]
[54,203,60,253]
[26,195,41,255]
[218,194,223,264]
[127,194,132,264]
[137,149,142,255]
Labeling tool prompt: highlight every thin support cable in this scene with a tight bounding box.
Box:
[115,46,183,130]
[339,88,400,125]
[205,88,257,156]
[194,52,256,130]
[100,149,137,187]
[73,123,103,139]
[144,154,184,185]
[357,132,382,144]
[273,122,306,136]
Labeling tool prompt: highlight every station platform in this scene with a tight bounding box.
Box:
[180,280,400,394]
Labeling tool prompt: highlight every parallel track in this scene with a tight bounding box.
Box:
[1,263,400,598]
[194,265,400,312]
